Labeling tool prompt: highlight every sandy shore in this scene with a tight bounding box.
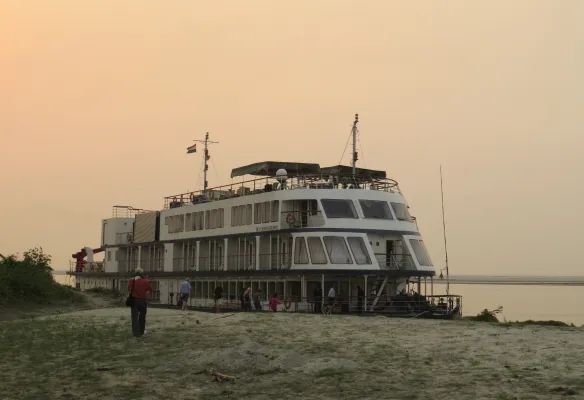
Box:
[1,307,583,399]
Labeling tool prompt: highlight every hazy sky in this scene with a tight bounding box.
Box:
[2,1,583,275]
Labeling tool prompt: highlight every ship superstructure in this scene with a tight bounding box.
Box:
[71,121,461,317]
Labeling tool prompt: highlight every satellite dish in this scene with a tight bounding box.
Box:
[275,169,288,182]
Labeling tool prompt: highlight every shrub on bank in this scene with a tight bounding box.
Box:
[0,248,84,305]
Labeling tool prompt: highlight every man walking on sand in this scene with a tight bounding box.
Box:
[128,268,152,337]
[179,278,192,311]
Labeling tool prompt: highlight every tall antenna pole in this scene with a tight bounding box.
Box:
[187,132,218,197]
[203,132,209,193]
[351,113,359,178]
[440,165,450,295]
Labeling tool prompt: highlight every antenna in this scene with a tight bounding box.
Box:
[187,132,219,196]
[440,165,450,295]
[351,113,359,178]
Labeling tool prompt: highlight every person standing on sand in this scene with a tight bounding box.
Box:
[327,286,336,308]
[269,293,281,312]
[243,286,253,312]
[313,286,322,313]
[253,290,262,311]
[179,278,192,311]
[128,268,152,337]
[214,286,223,312]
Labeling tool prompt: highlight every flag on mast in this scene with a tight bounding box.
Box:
[186,143,197,154]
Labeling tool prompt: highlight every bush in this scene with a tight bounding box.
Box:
[0,248,84,305]
[466,308,501,323]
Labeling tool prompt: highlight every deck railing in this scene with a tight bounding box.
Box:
[164,174,400,209]
[171,293,462,317]
[374,253,416,270]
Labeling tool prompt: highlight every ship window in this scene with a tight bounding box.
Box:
[409,239,432,266]
[390,202,413,222]
[307,237,327,264]
[231,204,252,226]
[254,203,261,224]
[359,200,393,219]
[254,201,279,224]
[347,237,371,264]
[206,208,224,229]
[321,199,357,219]
[165,214,185,233]
[294,237,309,264]
[323,236,353,264]
[271,200,279,222]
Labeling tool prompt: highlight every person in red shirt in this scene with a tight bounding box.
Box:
[128,268,152,337]
[269,293,281,312]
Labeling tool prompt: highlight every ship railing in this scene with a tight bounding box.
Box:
[178,294,461,316]
[374,253,416,271]
[69,260,104,273]
[163,174,401,209]
[169,253,293,272]
[111,205,152,218]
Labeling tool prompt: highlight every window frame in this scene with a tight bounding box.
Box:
[321,199,358,219]
[323,236,354,264]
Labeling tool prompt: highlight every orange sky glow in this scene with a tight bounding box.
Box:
[1,1,583,275]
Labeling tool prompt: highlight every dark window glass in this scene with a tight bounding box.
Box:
[321,199,357,219]
[359,200,393,219]
[390,202,413,222]
[409,239,433,266]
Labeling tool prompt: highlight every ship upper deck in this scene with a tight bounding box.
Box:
[164,162,400,210]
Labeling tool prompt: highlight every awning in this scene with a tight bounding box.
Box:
[231,161,321,178]
[320,165,387,179]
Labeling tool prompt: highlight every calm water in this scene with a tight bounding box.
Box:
[53,274,584,325]
[445,283,584,326]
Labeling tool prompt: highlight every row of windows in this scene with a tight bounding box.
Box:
[185,211,205,231]
[321,199,413,222]
[231,204,253,227]
[254,201,279,224]
[166,207,224,233]
[166,198,408,234]
[294,236,372,265]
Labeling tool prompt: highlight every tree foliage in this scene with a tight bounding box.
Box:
[0,247,81,305]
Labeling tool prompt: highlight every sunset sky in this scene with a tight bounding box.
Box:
[1,1,583,275]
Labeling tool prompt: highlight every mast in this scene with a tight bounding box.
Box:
[440,165,450,295]
[351,113,359,178]
[187,132,218,196]
[203,132,209,192]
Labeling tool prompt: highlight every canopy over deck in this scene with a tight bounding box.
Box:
[231,161,321,178]
[321,165,387,179]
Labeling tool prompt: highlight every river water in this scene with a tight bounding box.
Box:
[444,283,584,326]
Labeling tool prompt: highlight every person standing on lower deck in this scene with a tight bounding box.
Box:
[128,268,152,337]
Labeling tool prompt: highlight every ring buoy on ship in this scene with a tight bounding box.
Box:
[285,213,296,225]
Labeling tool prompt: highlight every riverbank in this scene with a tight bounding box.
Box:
[1,308,583,400]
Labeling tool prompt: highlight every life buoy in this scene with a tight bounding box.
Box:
[285,213,296,225]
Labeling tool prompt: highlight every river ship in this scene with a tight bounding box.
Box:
[69,116,461,317]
